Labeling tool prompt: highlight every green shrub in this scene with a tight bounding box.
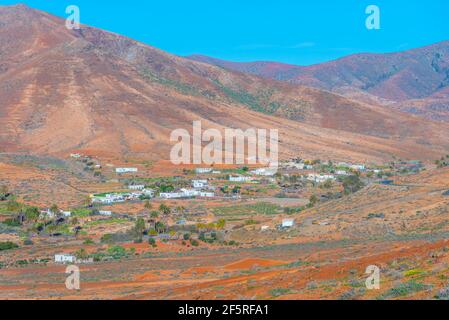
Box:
[3,219,21,227]
[83,238,95,245]
[379,281,432,299]
[0,241,19,251]
[148,238,156,247]
[269,288,291,297]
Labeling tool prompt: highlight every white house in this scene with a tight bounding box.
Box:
[116,168,138,174]
[180,189,200,197]
[92,197,113,204]
[99,210,112,216]
[40,209,55,219]
[192,180,208,189]
[55,254,75,264]
[195,168,212,174]
[128,185,145,190]
[142,188,155,197]
[61,211,72,217]
[160,192,184,199]
[229,176,253,183]
[251,168,277,176]
[282,219,295,228]
[335,170,348,176]
[92,193,125,204]
[199,192,215,198]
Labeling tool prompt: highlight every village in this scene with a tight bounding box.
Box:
[0,152,427,267]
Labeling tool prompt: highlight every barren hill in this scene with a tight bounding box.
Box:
[1,4,449,162]
[188,41,449,121]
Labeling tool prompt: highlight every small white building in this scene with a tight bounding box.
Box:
[55,254,75,264]
[335,170,348,176]
[116,168,138,174]
[192,180,208,189]
[229,176,253,183]
[181,189,200,197]
[128,185,145,191]
[282,219,295,228]
[261,225,270,232]
[61,211,72,217]
[70,153,81,159]
[195,168,213,174]
[41,209,60,219]
[142,188,155,197]
[160,192,184,199]
[251,168,277,176]
[199,192,215,198]
[99,210,112,216]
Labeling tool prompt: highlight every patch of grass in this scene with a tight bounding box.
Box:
[378,281,432,299]
[269,288,291,297]
[84,218,128,227]
[404,269,425,277]
[338,288,366,300]
[213,202,282,217]
[72,208,92,217]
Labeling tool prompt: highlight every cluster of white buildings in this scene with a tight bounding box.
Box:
[40,209,72,219]
[55,254,93,264]
[229,176,253,183]
[160,178,215,199]
[307,174,336,183]
[92,188,155,204]
[160,189,214,199]
[128,184,145,191]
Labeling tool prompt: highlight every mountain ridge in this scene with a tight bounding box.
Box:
[187,40,449,120]
[1,5,449,162]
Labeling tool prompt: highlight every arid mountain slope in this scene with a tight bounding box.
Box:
[188,41,449,120]
[1,5,449,162]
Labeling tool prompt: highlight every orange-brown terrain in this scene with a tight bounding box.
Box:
[1,4,449,301]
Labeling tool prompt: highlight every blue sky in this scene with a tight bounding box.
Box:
[2,0,449,65]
